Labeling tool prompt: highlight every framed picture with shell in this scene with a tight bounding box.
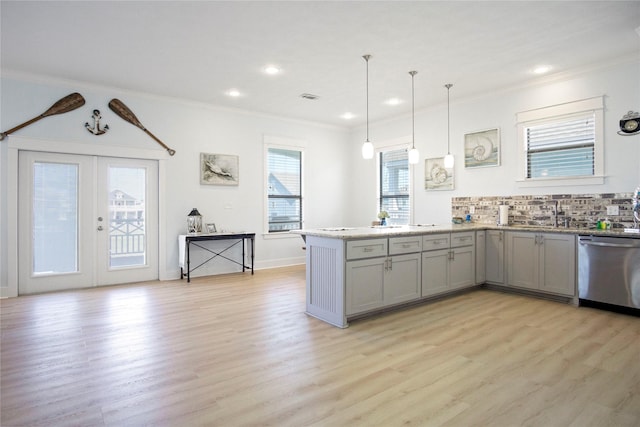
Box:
[464,128,500,168]
[425,157,454,190]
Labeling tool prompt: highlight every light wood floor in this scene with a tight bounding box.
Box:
[1,265,639,426]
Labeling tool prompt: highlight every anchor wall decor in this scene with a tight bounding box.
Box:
[85,109,109,135]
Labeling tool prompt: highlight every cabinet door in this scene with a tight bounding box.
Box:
[384,253,421,305]
[346,258,385,315]
[450,245,476,290]
[422,249,449,297]
[486,230,505,284]
[539,233,576,296]
[507,232,539,290]
[476,231,486,284]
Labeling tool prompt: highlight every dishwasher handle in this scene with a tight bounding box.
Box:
[579,239,640,249]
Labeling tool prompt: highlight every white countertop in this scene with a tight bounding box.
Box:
[290,224,640,240]
[289,224,481,239]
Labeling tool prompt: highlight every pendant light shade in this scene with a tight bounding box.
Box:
[444,154,455,168]
[408,147,420,164]
[362,54,374,159]
[443,83,454,168]
[408,71,419,165]
[362,140,374,159]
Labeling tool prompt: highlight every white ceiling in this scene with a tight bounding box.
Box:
[2,1,639,128]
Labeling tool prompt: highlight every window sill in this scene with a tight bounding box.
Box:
[263,232,300,240]
[516,175,604,187]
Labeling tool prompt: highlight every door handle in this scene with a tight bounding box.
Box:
[579,240,640,248]
[97,225,104,231]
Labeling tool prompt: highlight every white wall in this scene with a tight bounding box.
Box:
[2,59,638,295]
[347,59,640,226]
[0,75,350,295]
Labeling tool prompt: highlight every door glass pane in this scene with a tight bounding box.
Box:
[33,162,78,274]
[108,167,146,268]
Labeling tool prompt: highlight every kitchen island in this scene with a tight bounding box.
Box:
[291,225,481,328]
[292,224,638,327]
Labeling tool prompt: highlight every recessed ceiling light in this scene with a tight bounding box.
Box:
[226,89,241,97]
[300,93,320,100]
[263,65,281,75]
[385,98,402,106]
[341,112,355,120]
[533,65,551,75]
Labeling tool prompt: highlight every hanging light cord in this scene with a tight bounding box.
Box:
[446,83,452,154]
[410,71,416,149]
[364,55,370,142]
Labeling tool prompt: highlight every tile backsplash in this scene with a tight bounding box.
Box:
[452,193,637,229]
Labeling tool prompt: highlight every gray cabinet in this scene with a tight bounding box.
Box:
[506,231,575,296]
[422,248,450,296]
[346,257,386,315]
[422,232,475,297]
[346,236,421,315]
[476,231,486,284]
[538,233,576,296]
[384,253,422,305]
[507,232,538,290]
[485,230,505,284]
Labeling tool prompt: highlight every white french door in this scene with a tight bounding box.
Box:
[18,151,158,294]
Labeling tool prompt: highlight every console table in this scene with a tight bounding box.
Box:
[179,232,255,282]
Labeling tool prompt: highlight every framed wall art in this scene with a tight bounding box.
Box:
[425,157,454,190]
[464,128,500,168]
[200,153,239,185]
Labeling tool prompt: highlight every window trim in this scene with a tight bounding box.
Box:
[375,137,414,225]
[263,135,305,239]
[516,96,604,187]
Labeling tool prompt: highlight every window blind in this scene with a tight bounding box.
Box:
[379,149,409,225]
[267,148,302,232]
[526,114,595,178]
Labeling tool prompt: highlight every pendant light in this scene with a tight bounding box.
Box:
[443,83,455,168]
[361,54,374,159]
[408,71,420,164]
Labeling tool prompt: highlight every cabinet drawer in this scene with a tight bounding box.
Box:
[346,238,388,260]
[389,236,422,255]
[422,234,450,251]
[451,231,475,248]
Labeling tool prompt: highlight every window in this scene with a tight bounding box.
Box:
[516,96,603,186]
[379,148,410,225]
[265,138,303,233]
[526,113,595,178]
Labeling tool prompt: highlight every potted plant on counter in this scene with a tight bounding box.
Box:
[378,210,390,226]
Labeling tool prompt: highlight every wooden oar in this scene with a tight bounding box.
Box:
[0,93,86,140]
[108,98,176,156]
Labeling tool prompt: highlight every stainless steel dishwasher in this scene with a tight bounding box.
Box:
[578,235,640,312]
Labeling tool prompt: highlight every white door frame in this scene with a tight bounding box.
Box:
[5,135,169,298]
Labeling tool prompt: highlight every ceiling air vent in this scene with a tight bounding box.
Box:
[300,93,320,100]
